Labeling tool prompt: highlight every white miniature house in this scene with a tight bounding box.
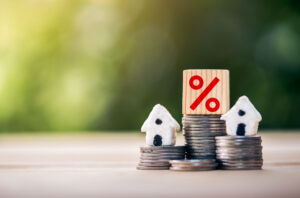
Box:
[221,96,262,136]
[141,104,180,146]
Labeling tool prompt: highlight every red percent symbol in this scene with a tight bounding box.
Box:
[189,75,220,112]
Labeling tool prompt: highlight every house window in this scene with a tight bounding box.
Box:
[155,119,162,125]
[238,109,246,116]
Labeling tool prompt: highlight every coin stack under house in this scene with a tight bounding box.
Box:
[215,136,263,170]
[182,70,230,163]
[137,146,185,170]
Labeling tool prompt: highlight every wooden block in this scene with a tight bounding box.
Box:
[182,69,230,115]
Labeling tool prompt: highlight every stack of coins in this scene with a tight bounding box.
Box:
[137,146,185,170]
[216,136,263,170]
[182,115,226,160]
[169,159,218,171]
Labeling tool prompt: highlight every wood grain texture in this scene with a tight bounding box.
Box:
[182,69,230,115]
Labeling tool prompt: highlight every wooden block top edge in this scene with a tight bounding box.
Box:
[183,69,229,72]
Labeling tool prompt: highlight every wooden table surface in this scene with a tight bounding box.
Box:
[0,131,299,198]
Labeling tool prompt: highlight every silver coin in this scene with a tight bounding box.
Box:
[187,153,216,156]
[141,152,185,156]
[216,147,263,151]
[187,151,215,155]
[221,166,262,170]
[187,149,216,152]
[171,164,217,169]
[187,154,216,157]
[182,122,225,126]
[216,152,262,156]
[184,131,226,135]
[186,144,216,148]
[217,157,263,161]
[220,158,263,162]
[183,126,226,129]
[185,142,216,146]
[182,120,225,124]
[182,121,223,124]
[216,137,261,140]
[216,140,262,144]
[140,150,185,154]
[185,139,216,142]
[185,134,225,138]
[186,152,216,157]
[221,163,263,167]
[216,142,261,148]
[184,131,224,135]
[170,161,217,166]
[183,121,222,123]
[184,131,225,134]
[186,143,215,146]
[186,146,216,150]
[140,146,185,151]
[216,144,263,147]
[216,149,263,153]
[187,149,216,153]
[182,122,224,126]
[186,139,216,142]
[185,136,216,140]
[216,136,261,140]
[184,128,226,131]
[183,126,226,130]
[217,153,262,157]
[186,155,216,158]
[187,155,216,159]
[136,166,170,170]
[183,124,224,127]
[186,149,216,153]
[216,142,262,145]
[141,151,186,155]
[221,162,263,166]
[170,159,216,164]
[170,166,216,171]
[183,123,224,126]
[140,154,185,158]
[187,152,216,156]
[216,145,262,148]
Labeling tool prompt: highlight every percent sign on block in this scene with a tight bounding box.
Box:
[182,69,230,115]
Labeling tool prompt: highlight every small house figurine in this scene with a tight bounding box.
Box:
[221,96,262,136]
[141,104,180,146]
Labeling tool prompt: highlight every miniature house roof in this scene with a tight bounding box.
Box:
[141,104,180,132]
[221,96,262,121]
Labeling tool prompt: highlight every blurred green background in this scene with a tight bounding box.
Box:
[0,0,299,132]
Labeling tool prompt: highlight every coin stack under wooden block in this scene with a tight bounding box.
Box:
[183,115,226,160]
[182,70,229,161]
[137,146,185,170]
[215,136,263,170]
